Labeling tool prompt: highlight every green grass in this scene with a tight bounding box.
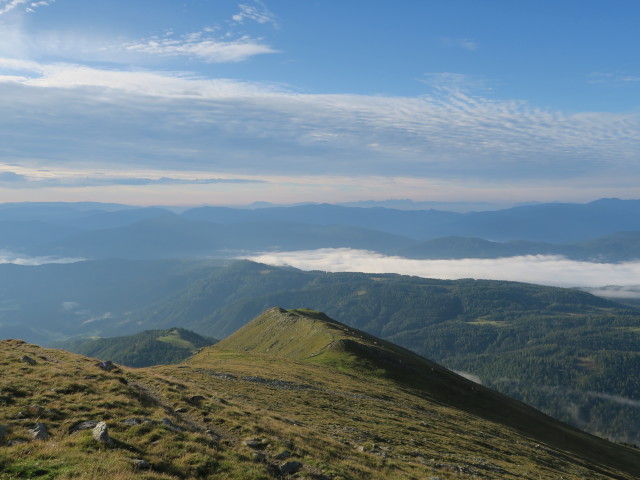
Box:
[2,308,640,480]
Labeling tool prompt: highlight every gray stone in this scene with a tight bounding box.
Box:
[252,452,266,462]
[0,424,7,442]
[28,423,50,440]
[123,417,153,426]
[21,355,36,365]
[243,438,267,449]
[174,407,188,413]
[280,461,303,475]
[96,360,117,371]
[132,459,150,470]
[69,421,98,433]
[92,421,111,444]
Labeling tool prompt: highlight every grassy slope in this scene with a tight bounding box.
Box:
[57,328,216,367]
[1,309,640,479]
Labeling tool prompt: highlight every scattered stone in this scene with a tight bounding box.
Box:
[92,421,112,444]
[175,407,188,413]
[96,360,117,371]
[275,450,292,460]
[28,423,50,440]
[131,459,151,470]
[243,438,268,449]
[69,421,98,434]
[123,417,153,426]
[280,461,303,475]
[188,395,206,405]
[8,439,28,446]
[252,452,266,462]
[21,355,37,366]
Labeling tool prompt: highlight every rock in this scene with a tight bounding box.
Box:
[69,421,98,434]
[92,421,111,444]
[188,395,206,405]
[175,407,188,413]
[28,423,50,440]
[123,417,153,426]
[8,439,28,446]
[280,461,303,475]
[0,425,7,442]
[21,355,37,365]
[96,360,117,371]
[275,450,292,460]
[252,452,266,462]
[243,438,267,449]
[132,459,150,470]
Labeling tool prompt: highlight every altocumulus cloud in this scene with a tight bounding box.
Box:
[0,59,639,186]
[246,248,640,290]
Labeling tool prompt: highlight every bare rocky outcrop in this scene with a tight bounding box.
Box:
[92,421,112,444]
[28,423,50,440]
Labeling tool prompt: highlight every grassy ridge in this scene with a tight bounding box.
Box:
[3,307,640,479]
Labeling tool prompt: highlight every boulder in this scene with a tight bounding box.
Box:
[28,423,50,440]
[243,438,268,449]
[92,421,112,444]
[69,421,98,434]
[21,355,37,366]
[132,459,150,470]
[280,461,303,475]
[96,361,117,372]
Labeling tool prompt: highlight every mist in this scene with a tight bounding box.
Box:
[246,248,640,291]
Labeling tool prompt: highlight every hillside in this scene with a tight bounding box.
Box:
[3,308,640,479]
[126,261,640,446]
[3,258,640,446]
[55,328,217,367]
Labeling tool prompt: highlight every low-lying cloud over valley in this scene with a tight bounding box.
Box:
[246,248,640,293]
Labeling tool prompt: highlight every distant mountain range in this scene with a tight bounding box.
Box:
[1,198,640,260]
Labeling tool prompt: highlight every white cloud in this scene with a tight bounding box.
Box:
[0,59,639,195]
[120,31,277,63]
[245,249,640,289]
[0,0,52,15]
[232,1,278,26]
[0,250,84,265]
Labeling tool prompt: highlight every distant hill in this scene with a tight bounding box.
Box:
[3,309,640,479]
[395,231,640,262]
[56,328,216,367]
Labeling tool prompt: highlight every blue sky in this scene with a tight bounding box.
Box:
[0,0,639,206]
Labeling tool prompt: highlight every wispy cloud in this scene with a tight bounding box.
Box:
[231,1,278,27]
[245,248,640,289]
[0,250,83,265]
[440,37,478,51]
[0,166,267,188]
[0,0,53,15]
[0,59,639,200]
[588,72,640,84]
[120,30,277,63]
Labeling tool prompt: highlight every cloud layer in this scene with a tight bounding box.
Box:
[246,249,640,290]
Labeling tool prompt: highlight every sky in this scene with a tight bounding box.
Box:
[0,0,639,206]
